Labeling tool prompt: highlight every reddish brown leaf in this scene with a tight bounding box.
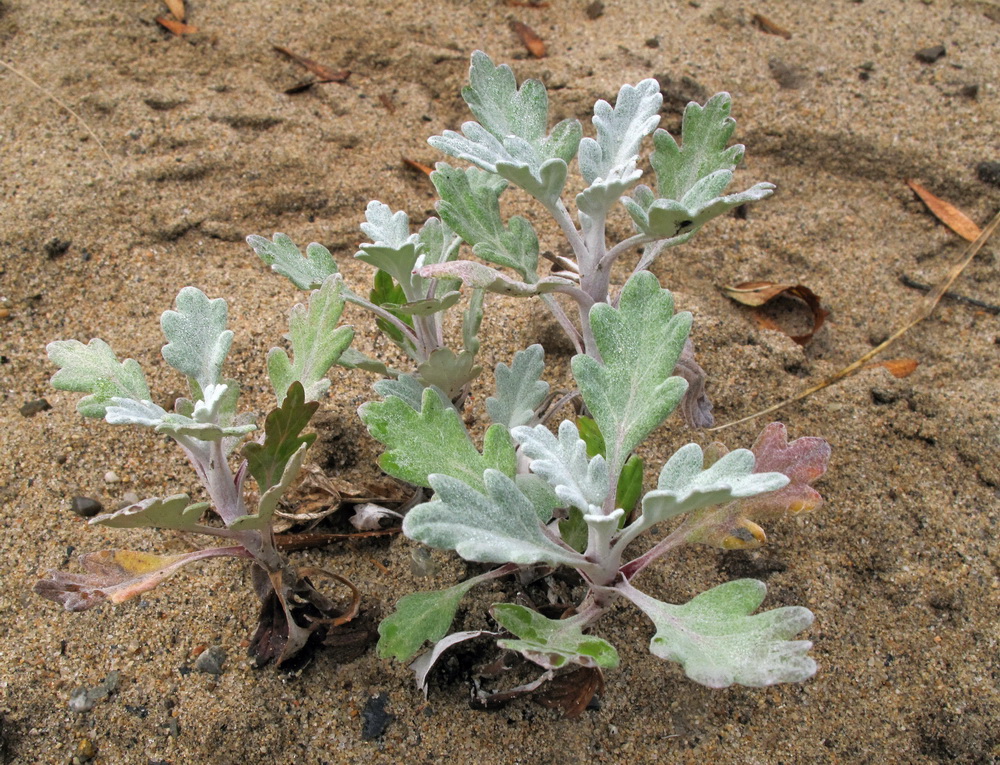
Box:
[866,358,919,378]
[403,157,434,176]
[272,46,350,83]
[378,94,396,114]
[721,281,829,345]
[906,179,982,242]
[156,16,199,35]
[752,13,793,39]
[511,21,546,58]
[534,667,604,718]
[163,0,185,22]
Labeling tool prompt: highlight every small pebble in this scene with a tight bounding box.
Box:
[119,491,140,508]
[103,471,120,484]
[915,45,945,63]
[976,161,1000,188]
[19,399,51,417]
[72,738,97,764]
[361,693,394,741]
[194,645,227,675]
[43,237,71,259]
[585,1,605,19]
[70,497,103,518]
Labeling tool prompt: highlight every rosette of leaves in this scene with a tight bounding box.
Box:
[365,272,830,708]
[37,280,365,667]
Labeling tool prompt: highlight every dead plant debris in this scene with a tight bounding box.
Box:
[721,281,829,345]
[511,20,546,58]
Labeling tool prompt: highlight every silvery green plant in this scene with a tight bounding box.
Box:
[365,274,830,699]
[36,281,359,666]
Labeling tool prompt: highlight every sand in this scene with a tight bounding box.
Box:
[1,0,998,762]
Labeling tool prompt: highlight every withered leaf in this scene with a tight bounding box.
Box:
[156,16,198,35]
[402,157,434,176]
[906,179,982,242]
[867,358,919,378]
[163,0,185,22]
[272,46,350,83]
[533,667,604,718]
[510,21,546,58]
[722,281,829,345]
[752,13,793,39]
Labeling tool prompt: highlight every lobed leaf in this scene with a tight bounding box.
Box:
[91,494,211,532]
[492,604,620,670]
[416,261,574,298]
[463,50,548,144]
[486,344,550,429]
[242,381,318,494]
[377,579,481,662]
[105,390,256,441]
[416,348,482,401]
[229,441,309,531]
[359,387,514,490]
[47,338,152,419]
[621,578,816,688]
[571,271,691,474]
[512,420,609,515]
[579,77,661,185]
[268,276,354,404]
[404,470,585,566]
[160,287,233,397]
[247,233,339,291]
[623,180,774,241]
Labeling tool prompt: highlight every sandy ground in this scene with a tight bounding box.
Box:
[1,1,999,763]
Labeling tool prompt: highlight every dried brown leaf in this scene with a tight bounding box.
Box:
[721,281,829,345]
[272,46,350,83]
[906,179,982,242]
[156,16,198,35]
[752,13,793,39]
[533,667,604,718]
[403,157,434,176]
[511,21,546,58]
[163,0,185,22]
[866,358,919,378]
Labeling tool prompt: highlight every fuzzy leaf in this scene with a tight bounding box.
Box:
[492,604,620,670]
[622,578,816,688]
[404,470,585,566]
[486,345,550,429]
[48,339,152,419]
[579,78,661,185]
[377,579,481,662]
[462,287,485,356]
[229,441,309,530]
[432,163,539,279]
[355,201,423,296]
[571,271,691,474]
[372,373,442,411]
[512,420,609,515]
[640,443,788,526]
[336,347,396,377]
[268,276,354,405]
[623,180,774,241]
[247,233,339,291]
[463,50,548,144]
[417,261,574,298]
[410,630,492,696]
[35,550,204,611]
[242,382,318,494]
[416,348,482,400]
[690,423,831,549]
[359,387,514,490]
[91,494,210,532]
[105,390,256,441]
[160,287,233,397]
[575,415,644,514]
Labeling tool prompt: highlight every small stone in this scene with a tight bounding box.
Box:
[585,1,604,18]
[118,491,140,508]
[915,45,945,63]
[194,645,227,675]
[19,399,51,417]
[70,497,103,518]
[361,693,394,740]
[975,161,1000,188]
[73,738,97,763]
[43,237,71,259]
[103,471,120,484]
[645,37,660,48]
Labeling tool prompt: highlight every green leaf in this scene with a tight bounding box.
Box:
[229,441,309,531]
[575,415,606,458]
[359,387,514,490]
[377,579,480,662]
[417,261,574,298]
[486,344,549,429]
[416,348,482,401]
[623,180,774,241]
[247,233,338,291]
[160,287,233,397]
[492,604,619,670]
[268,276,354,405]
[432,163,539,279]
[579,79,662,185]
[462,288,485,356]
[336,347,396,377]
[404,470,585,566]
[512,420,608,515]
[571,271,691,474]
[576,416,643,515]
[355,201,423,298]
[48,338,152,419]
[91,494,211,532]
[242,381,318,494]
[463,50,549,144]
[372,373,441,412]
[105,386,256,441]
[621,578,816,688]
[558,507,589,553]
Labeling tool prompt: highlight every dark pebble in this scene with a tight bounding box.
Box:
[43,237,71,259]
[585,0,605,19]
[976,161,1000,188]
[361,693,394,740]
[194,645,227,675]
[768,58,807,89]
[19,398,51,417]
[125,704,148,718]
[915,45,945,63]
[70,497,104,518]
